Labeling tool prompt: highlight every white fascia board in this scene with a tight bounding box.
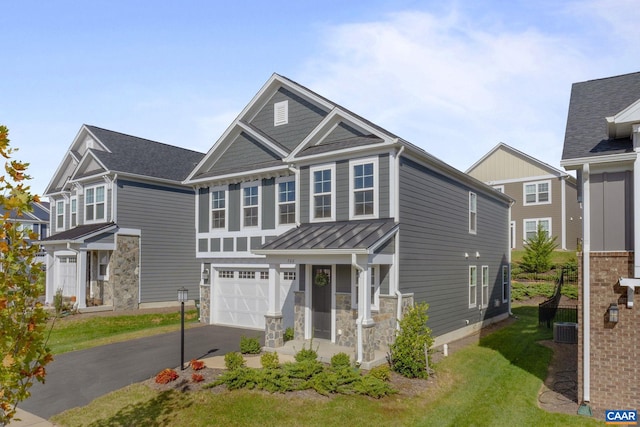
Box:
[236,121,288,158]
[291,145,397,168]
[69,152,109,181]
[465,142,505,173]
[483,174,562,186]
[184,124,243,183]
[252,248,370,256]
[368,225,399,253]
[560,152,638,169]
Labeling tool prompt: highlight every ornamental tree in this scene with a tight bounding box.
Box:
[0,125,53,424]
[521,223,558,274]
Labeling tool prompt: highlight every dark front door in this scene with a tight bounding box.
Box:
[312,265,332,339]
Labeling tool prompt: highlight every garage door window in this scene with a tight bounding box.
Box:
[219,270,234,279]
[239,271,255,279]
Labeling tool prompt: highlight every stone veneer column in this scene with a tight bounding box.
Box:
[264,314,284,348]
[361,323,376,362]
[111,234,140,310]
[199,285,210,324]
[294,291,305,340]
[335,293,356,347]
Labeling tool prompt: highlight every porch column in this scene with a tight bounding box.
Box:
[77,250,87,309]
[265,263,284,348]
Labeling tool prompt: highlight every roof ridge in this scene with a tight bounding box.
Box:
[85,124,205,155]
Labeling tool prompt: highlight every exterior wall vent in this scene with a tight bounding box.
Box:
[274,100,288,126]
[553,322,577,343]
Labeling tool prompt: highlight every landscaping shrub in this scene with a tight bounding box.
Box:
[294,343,318,362]
[282,359,324,380]
[354,375,397,398]
[191,373,204,383]
[213,367,258,390]
[260,352,280,369]
[190,359,205,371]
[330,352,351,369]
[239,336,262,354]
[255,367,293,393]
[368,364,391,382]
[155,368,179,384]
[283,327,294,342]
[521,224,558,273]
[389,302,433,379]
[224,352,245,371]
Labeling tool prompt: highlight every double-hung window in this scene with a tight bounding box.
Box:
[310,164,335,221]
[353,266,380,310]
[242,183,260,228]
[277,177,296,225]
[56,200,65,231]
[70,197,77,227]
[481,266,489,308]
[502,265,509,303]
[349,158,378,219]
[469,266,477,308]
[524,218,551,241]
[523,180,550,205]
[469,192,477,234]
[85,185,106,223]
[211,188,226,229]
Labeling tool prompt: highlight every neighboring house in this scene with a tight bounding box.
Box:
[466,143,581,251]
[184,73,513,367]
[1,201,49,264]
[560,72,640,410]
[40,125,205,310]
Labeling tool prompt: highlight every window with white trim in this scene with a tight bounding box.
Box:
[211,189,226,229]
[70,197,77,227]
[469,266,477,308]
[274,100,288,126]
[310,164,335,221]
[56,200,65,231]
[469,192,477,234]
[523,180,550,205]
[502,265,509,303]
[481,265,489,308]
[353,266,380,310]
[85,184,106,222]
[524,218,551,241]
[349,158,378,219]
[277,178,296,225]
[239,271,255,279]
[242,183,260,228]
[219,270,234,279]
[98,251,110,280]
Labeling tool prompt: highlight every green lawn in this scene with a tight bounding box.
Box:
[50,307,603,426]
[46,309,199,354]
[511,250,577,266]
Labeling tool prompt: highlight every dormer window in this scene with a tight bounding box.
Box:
[274,101,288,126]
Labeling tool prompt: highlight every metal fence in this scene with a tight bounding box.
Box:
[538,269,578,328]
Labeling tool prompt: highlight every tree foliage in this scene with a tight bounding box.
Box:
[520,223,558,273]
[0,125,53,424]
[389,302,433,379]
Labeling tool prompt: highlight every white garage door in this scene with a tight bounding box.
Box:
[213,269,295,330]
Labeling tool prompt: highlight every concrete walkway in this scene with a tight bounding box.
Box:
[8,408,54,427]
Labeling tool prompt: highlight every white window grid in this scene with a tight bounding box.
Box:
[70,197,77,227]
[469,192,477,234]
[218,270,234,279]
[85,184,106,223]
[523,180,551,205]
[283,271,296,281]
[239,271,255,280]
[481,265,489,308]
[211,189,226,230]
[241,182,260,228]
[502,265,510,303]
[310,164,336,222]
[56,200,65,231]
[260,271,269,280]
[349,157,379,219]
[523,218,551,242]
[469,265,477,308]
[277,178,296,225]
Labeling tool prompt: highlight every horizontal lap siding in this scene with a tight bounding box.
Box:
[398,157,509,337]
[117,180,200,303]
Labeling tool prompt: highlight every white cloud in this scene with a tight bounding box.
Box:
[300,8,594,172]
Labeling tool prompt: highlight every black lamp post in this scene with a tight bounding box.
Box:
[178,287,188,370]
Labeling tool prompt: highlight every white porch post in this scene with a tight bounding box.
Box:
[582,162,591,403]
[267,263,281,316]
[633,124,640,278]
[77,250,87,309]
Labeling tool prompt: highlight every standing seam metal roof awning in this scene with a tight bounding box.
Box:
[37,222,117,245]
[253,218,398,255]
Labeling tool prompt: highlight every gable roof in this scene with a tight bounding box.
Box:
[45,125,205,194]
[561,72,640,165]
[466,142,571,181]
[0,201,50,222]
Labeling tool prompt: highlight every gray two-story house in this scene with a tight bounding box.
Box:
[185,74,513,366]
[41,125,204,310]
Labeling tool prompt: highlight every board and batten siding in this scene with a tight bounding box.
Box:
[116,179,200,303]
[590,171,633,251]
[398,156,510,338]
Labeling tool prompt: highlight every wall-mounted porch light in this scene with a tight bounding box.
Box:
[608,303,619,323]
[201,269,209,282]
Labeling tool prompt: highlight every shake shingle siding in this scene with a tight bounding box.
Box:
[250,87,328,152]
[398,156,509,336]
[116,179,199,303]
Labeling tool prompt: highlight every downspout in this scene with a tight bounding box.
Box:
[394,144,405,328]
[352,254,365,365]
[634,129,640,279]
[111,174,118,223]
[581,163,591,403]
[561,177,567,250]
[508,200,514,316]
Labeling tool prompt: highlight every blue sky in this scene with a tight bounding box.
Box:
[2,0,640,197]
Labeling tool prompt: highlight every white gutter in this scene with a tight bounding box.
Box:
[395,290,403,331]
[352,254,365,364]
[582,163,591,403]
[634,130,640,278]
[508,201,513,315]
[561,178,566,250]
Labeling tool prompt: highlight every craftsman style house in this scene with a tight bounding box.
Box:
[185,74,513,366]
[40,125,204,310]
[467,143,581,250]
[2,201,50,264]
[560,72,640,410]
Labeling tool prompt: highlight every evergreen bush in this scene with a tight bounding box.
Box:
[239,336,262,354]
[389,302,433,379]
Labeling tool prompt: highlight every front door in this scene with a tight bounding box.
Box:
[312,265,332,339]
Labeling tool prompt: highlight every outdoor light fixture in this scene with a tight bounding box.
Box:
[178,287,188,369]
[201,269,209,282]
[608,303,619,324]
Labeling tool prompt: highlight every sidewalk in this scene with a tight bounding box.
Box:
[9,408,54,427]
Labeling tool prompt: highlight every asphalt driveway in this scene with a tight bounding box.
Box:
[20,324,263,419]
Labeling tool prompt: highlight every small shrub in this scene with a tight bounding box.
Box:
[283,359,324,380]
[240,336,262,354]
[368,364,391,382]
[190,359,205,371]
[261,352,280,369]
[256,367,294,393]
[520,224,558,273]
[354,375,397,398]
[155,368,179,384]
[284,327,294,342]
[562,284,578,299]
[294,343,318,362]
[191,373,204,383]
[330,352,351,369]
[309,370,339,396]
[213,367,258,390]
[54,288,64,316]
[389,302,433,379]
[224,352,245,371]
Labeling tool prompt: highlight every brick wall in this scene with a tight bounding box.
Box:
[578,251,640,409]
